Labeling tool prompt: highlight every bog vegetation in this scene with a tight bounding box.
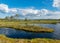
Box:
[0,14,59,43]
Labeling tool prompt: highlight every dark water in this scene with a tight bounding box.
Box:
[0,23,60,39]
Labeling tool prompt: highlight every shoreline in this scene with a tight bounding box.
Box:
[0,34,60,43]
[0,25,54,33]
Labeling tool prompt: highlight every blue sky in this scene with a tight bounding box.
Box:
[0,0,54,10]
[0,0,60,19]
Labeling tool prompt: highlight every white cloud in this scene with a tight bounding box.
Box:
[0,4,60,19]
[38,9,48,16]
[18,8,39,15]
[9,8,17,14]
[0,4,49,16]
[0,4,9,13]
[53,0,60,8]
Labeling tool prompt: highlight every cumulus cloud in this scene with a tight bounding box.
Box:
[0,4,9,13]
[18,8,39,15]
[0,4,60,19]
[0,4,49,16]
[19,9,49,16]
[9,8,17,14]
[53,0,60,8]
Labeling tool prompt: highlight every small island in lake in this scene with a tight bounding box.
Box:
[0,19,54,33]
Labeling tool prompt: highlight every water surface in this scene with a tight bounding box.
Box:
[0,23,60,39]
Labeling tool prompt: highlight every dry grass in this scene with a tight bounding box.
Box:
[0,21,54,33]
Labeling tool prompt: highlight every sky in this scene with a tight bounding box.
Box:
[0,0,60,19]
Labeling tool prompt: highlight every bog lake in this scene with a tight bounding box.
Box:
[0,23,60,39]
